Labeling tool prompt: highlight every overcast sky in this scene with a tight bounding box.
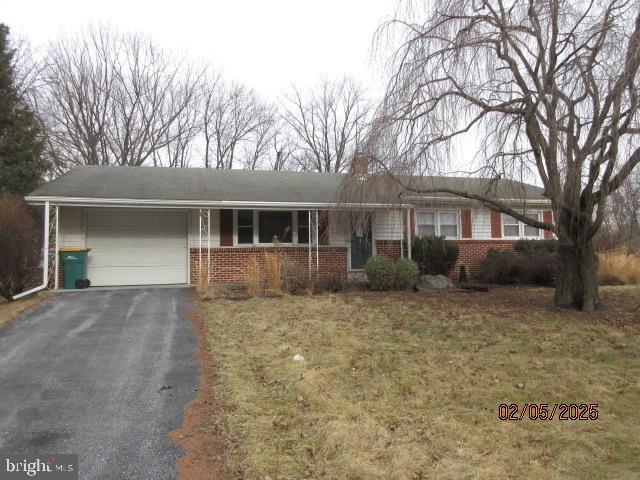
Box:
[5,0,399,100]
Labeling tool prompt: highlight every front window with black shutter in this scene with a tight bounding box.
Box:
[237,210,254,244]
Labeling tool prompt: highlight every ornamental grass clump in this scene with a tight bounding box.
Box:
[264,252,281,292]
[245,256,261,296]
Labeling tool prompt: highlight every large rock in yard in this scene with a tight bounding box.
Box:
[419,274,454,289]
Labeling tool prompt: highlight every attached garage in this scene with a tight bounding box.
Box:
[85,209,188,286]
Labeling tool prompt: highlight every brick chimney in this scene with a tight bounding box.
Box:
[350,153,369,175]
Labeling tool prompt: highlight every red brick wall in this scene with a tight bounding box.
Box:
[190,246,348,285]
[448,240,518,279]
[376,240,402,260]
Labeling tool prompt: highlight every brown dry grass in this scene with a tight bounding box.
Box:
[201,286,640,480]
[0,291,52,328]
[245,256,261,296]
[598,249,640,285]
[264,252,281,292]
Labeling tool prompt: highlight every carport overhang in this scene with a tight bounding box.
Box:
[24,195,411,210]
[21,196,412,298]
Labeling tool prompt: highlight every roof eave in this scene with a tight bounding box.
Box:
[24,195,413,210]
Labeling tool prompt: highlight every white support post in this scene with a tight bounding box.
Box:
[198,209,202,282]
[315,210,319,275]
[400,209,404,259]
[54,205,59,290]
[406,208,412,260]
[308,210,312,281]
[207,208,211,285]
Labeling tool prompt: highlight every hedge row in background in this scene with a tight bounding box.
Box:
[478,249,556,286]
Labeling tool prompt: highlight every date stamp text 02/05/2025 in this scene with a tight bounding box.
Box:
[498,403,599,421]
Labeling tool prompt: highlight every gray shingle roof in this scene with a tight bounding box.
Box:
[27,166,547,205]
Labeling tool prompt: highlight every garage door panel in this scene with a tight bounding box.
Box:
[86,209,188,286]
[113,213,140,227]
[163,228,189,246]
[159,247,188,264]
[86,230,115,247]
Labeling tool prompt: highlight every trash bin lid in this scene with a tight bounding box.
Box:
[59,247,91,252]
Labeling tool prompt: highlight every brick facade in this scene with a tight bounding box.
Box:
[190,246,348,285]
[375,240,402,260]
[448,240,518,279]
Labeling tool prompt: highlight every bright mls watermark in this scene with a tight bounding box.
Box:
[1,455,77,479]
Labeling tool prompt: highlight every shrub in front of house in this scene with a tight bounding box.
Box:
[313,274,344,293]
[365,256,420,290]
[478,249,556,286]
[394,258,420,289]
[365,256,396,290]
[411,235,459,275]
[280,256,307,295]
[0,196,42,300]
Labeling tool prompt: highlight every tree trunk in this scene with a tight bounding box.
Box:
[555,240,599,311]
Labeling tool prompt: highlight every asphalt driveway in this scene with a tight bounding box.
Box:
[0,288,198,479]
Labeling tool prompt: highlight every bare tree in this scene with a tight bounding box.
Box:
[241,103,278,170]
[269,125,296,171]
[283,78,371,173]
[201,80,266,169]
[9,34,40,100]
[364,0,640,311]
[35,26,202,168]
[601,169,640,249]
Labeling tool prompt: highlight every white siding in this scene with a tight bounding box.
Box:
[188,209,220,248]
[59,207,83,248]
[373,210,403,240]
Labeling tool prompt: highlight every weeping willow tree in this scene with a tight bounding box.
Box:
[352,0,640,311]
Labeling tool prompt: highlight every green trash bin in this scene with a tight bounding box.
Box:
[59,248,91,289]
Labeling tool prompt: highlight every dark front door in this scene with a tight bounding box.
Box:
[350,219,372,269]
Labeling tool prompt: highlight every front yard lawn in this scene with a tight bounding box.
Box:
[201,286,640,479]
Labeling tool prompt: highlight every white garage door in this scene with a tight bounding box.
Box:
[86,209,188,286]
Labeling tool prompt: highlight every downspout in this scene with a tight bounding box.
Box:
[13,201,50,300]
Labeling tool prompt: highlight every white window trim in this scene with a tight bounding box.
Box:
[501,210,543,239]
[233,209,305,246]
[414,209,461,240]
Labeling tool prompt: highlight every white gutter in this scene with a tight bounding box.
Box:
[13,201,50,300]
[401,195,552,205]
[24,195,412,210]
